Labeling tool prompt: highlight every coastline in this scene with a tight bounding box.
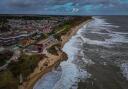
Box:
[19,18,91,89]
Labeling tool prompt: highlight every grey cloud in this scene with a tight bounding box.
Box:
[5,0,128,8]
[0,0,128,15]
[8,0,45,8]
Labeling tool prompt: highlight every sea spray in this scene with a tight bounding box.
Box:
[34,16,128,89]
[33,22,90,89]
[52,35,81,89]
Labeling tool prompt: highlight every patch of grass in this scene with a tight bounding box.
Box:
[8,54,41,80]
[0,54,45,89]
[0,70,18,89]
[53,16,92,41]
[0,54,44,89]
[47,44,61,55]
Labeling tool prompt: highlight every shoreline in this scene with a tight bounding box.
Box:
[19,18,91,89]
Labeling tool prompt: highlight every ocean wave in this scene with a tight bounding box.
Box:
[33,22,90,89]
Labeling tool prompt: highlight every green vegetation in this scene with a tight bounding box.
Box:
[49,21,71,36]
[0,23,10,32]
[0,50,13,66]
[0,18,10,32]
[0,70,18,89]
[48,21,71,41]
[31,33,48,40]
[0,16,92,89]
[37,33,48,40]
[0,59,6,66]
[8,54,41,80]
[52,16,92,41]
[53,25,70,41]
[47,44,61,55]
[0,54,42,89]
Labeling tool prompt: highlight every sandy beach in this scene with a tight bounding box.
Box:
[19,19,91,89]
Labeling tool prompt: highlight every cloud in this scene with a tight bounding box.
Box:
[0,0,128,15]
[7,0,45,8]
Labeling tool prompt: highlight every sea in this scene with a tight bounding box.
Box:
[33,16,128,89]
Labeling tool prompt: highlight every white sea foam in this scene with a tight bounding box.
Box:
[34,17,128,89]
[53,62,79,89]
[90,17,120,28]
[121,63,128,80]
[33,22,90,89]
[33,70,61,89]
[81,17,128,47]
[52,24,89,89]
[106,33,128,43]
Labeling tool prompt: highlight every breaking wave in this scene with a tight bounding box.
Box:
[34,16,128,89]
[33,21,89,89]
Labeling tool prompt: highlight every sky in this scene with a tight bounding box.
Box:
[0,0,128,15]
